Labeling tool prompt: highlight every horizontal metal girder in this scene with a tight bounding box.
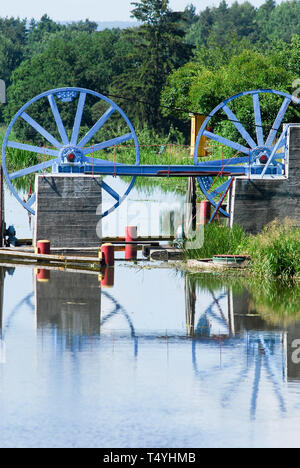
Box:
[82,164,247,177]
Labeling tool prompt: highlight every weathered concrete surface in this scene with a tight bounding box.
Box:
[34,175,102,248]
[230,125,300,233]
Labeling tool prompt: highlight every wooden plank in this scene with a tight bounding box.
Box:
[0,260,102,274]
[0,248,100,264]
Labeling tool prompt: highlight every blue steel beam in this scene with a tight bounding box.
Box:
[81,164,247,177]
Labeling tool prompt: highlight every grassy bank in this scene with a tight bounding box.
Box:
[238,219,300,280]
[186,218,300,280]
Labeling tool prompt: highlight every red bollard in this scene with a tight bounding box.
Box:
[125,226,137,242]
[100,243,115,266]
[36,268,50,282]
[199,201,211,225]
[101,267,115,288]
[36,240,50,254]
[125,226,137,260]
[125,244,137,261]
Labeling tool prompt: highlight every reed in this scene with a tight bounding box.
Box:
[185,223,247,260]
[237,218,300,279]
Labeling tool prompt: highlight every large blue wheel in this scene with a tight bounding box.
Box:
[195,89,300,221]
[2,87,140,217]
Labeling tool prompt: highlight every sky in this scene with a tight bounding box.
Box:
[0,0,270,22]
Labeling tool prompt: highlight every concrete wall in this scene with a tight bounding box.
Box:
[34,175,102,248]
[230,125,300,233]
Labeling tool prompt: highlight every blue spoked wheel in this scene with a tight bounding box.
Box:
[194,89,300,222]
[2,87,140,217]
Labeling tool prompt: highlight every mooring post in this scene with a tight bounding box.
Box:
[199,200,211,225]
[100,243,115,266]
[101,267,115,288]
[36,240,51,255]
[125,226,138,260]
[35,268,51,282]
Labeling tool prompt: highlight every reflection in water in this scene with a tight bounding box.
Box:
[35,270,101,352]
[1,265,300,447]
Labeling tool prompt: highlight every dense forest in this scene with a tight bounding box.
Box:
[0,0,300,145]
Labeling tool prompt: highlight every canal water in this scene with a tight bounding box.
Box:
[1,183,300,448]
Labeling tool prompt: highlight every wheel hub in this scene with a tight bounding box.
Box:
[59,146,84,166]
[250,147,272,165]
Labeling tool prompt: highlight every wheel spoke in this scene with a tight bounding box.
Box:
[77,106,115,148]
[101,180,120,201]
[203,130,250,154]
[253,93,264,146]
[276,138,287,150]
[266,97,291,147]
[222,104,257,149]
[209,180,231,198]
[26,193,36,208]
[209,178,234,223]
[71,92,86,145]
[9,158,57,180]
[7,141,59,158]
[261,127,289,177]
[21,112,63,148]
[82,133,134,155]
[48,94,69,145]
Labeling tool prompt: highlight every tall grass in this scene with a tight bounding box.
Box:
[186,218,300,280]
[237,218,300,279]
[185,223,247,259]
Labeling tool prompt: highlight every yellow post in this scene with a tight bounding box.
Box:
[190,113,207,158]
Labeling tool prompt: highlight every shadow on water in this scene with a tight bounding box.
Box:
[1,265,300,446]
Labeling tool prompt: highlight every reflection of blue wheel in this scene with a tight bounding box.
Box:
[101,290,138,357]
[2,87,140,217]
[195,89,300,220]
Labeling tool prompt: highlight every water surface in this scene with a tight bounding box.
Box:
[1,264,300,448]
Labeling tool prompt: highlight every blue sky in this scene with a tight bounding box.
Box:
[0,0,270,22]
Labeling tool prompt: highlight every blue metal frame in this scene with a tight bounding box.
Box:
[2,87,140,216]
[194,89,300,221]
[3,88,299,221]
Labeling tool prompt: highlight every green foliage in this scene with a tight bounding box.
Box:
[186,0,300,47]
[4,29,123,142]
[246,278,300,325]
[237,219,300,279]
[109,0,192,132]
[162,48,297,147]
[185,223,247,259]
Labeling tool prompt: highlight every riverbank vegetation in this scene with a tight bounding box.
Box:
[186,218,300,280]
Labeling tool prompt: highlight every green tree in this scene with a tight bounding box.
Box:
[4,29,122,142]
[162,49,297,148]
[109,0,192,131]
